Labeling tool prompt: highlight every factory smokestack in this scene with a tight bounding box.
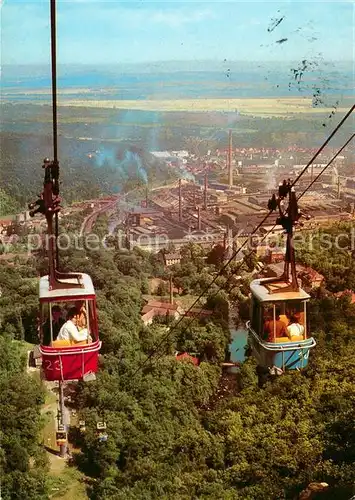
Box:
[228,129,233,188]
[179,179,182,221]
[197,206,201,231]
[169,275,173,305]
[145,186,149,208]
[204,173,208,209]
[125,227,130,250]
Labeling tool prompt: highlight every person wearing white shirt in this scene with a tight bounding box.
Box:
[57,307,89,343]
[286,315,305,340]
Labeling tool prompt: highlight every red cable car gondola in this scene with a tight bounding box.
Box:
[38,273,101,381]
[30,156,101,382]
[28,0,101,457]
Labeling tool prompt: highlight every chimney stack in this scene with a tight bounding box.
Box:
[228,129,233,188]
[169,275,173,305]
[223,227,233,256]
[197,206,201,231]
[125,227,130,250]
[178,179,182,221]
[204,172,208,209]
[145,186,149,208]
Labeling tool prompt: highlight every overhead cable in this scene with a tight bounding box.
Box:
[127,107,354,381]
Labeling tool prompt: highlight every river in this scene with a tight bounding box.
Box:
[228,326,249,372]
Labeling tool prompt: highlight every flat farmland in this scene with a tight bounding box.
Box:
[58,97,349,117]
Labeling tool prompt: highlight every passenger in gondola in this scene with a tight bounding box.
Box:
[262,311,273,341]
[57,307,89,343]
[264,307,287,342]
[286,314,305,340]
[75,300,87,331]
[42,305,65,346]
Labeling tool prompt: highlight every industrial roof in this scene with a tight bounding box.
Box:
[39,273,96,300]
[164,253,181,260]
[250,278,310,302]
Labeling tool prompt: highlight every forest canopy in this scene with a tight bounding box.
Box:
[0,221,355,499]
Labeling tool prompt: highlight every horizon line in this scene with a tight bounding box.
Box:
[2,59,354,66]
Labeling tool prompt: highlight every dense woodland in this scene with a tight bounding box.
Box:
[0,128,178,216]
[296,223,355,292]
[0,221,354,499]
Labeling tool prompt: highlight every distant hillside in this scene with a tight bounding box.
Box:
[0,131,177,209]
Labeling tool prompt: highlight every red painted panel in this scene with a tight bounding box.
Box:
[40,295,95,303]
[40,341,101,381]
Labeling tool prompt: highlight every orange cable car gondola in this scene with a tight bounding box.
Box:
[97,421,108,442]
[79,420,86,433]
[56,423,67,447]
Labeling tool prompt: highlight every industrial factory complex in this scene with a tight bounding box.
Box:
[118,131,354,254]
[2,131,354,260]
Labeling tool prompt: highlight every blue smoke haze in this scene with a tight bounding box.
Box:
[95,146,148,185]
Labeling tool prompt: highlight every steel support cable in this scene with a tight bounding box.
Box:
[50,0,60,266]
[297,133,355,200]
[149,220,284,364]
[129,196,290,378]
[215,132,354,294]
[127,118,355,381]
[224,132,355,299]
[291,105,354,187]
[148,227,279,370]
[50,0,58,163]
[126,108,354,381]
[188,133,354,321]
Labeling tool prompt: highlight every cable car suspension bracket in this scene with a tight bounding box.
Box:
[263,179,308,293]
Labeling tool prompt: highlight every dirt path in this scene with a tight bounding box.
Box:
[41,395,88,498]
[47,452,67,475]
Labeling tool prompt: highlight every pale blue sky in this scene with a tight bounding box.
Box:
[1,1,354,65]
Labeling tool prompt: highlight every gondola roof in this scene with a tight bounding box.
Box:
[250,278,310,302]
[39,273,95,300]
